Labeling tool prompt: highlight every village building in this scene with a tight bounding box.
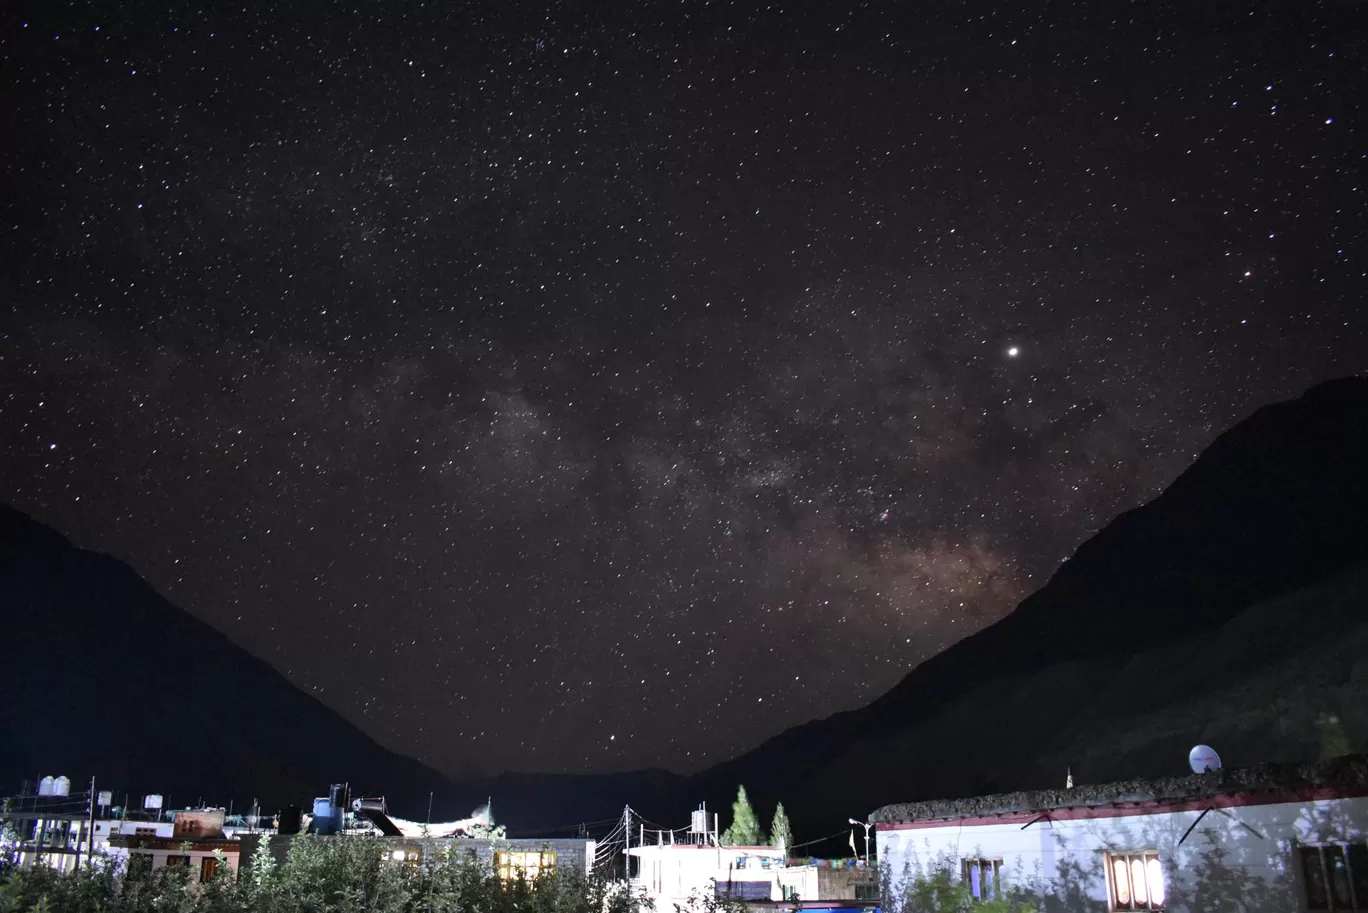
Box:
[2,778,275,878]
[872,754,1368,913]
[630,841,787,905]
[628,842,878,911]
[775,857,880,908]
[108,809,243,882]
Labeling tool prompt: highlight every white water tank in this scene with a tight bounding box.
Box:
[53,776,71,797]
[38,776,56,797]
[144,794,164,810]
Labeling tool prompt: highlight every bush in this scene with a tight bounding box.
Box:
[893,864,1036,913]
[0,838,654,913]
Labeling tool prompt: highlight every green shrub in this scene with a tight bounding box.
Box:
[0,838,655,913]
[894,864,1035,913]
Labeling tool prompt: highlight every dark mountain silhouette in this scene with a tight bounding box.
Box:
[0,504,464,820]
[690,376,1368,832]
[0,501,687,832]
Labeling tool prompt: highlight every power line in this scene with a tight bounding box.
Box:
[789,827,858,852]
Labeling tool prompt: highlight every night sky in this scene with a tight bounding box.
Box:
[3,0,1365,779]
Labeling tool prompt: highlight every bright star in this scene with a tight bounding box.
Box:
[1007,346,1020,358]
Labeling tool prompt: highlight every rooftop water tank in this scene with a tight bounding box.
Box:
[53,776,71,797]
[312,798,339,835]
[38,776,55,797]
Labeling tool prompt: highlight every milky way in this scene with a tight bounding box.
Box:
[2,1,1364,777]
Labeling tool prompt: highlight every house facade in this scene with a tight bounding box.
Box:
[629,843,788,908]
[873,755,1368,913]
[629,843,879,911]
[108,808,243,882]
[776,858,879,905]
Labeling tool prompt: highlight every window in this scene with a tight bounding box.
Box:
[1105,852,1164,911]
[200,857,218,882]
[390,848,421,867]
[855,883,879,901]
[962,859,1002,902]
[494,850,557,884]
[1300,844,1368,911]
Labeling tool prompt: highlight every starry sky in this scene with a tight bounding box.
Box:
[3,0,1365,779]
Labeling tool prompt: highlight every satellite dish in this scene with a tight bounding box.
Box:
[1189,745,1222,773]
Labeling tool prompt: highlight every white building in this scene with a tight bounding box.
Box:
[775,858,879,905]
[873,755,1368,912]
[630,843,788,908]
[108,809,243,882]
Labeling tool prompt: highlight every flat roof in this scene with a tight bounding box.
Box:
[871,754,1368,825]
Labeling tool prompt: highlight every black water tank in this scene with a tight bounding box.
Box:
[278,805,302,836]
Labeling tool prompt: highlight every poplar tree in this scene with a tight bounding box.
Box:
[770,802,792,852]
[721,785,761,845]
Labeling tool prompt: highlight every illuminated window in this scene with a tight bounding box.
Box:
[389,848,421,867]
[495,850,557,883]
[1105,852,1164,911]
[1300,844,1368,911]
[200,857,218,882]
[961,859,1002,902]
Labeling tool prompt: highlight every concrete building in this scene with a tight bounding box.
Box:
[628,842,879,911]
[109,810,242,883]
[2,781,273,879]
[776,858,879,905]
[630,843,788,906]
[873,755,1368,913]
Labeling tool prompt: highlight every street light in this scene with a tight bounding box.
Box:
[848,818,873,867]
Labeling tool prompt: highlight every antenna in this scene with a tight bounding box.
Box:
[1188,745,1222,774]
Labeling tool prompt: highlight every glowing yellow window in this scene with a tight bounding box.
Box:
[495,850,557,883]
[1106,852,1164,910]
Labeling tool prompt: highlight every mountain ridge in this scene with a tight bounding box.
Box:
[688,376,1368,825]
[0,503,464,820]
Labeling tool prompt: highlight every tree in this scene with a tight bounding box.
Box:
[1319,711,1351,759]
[721,786,761,845]
[770,803,792,853]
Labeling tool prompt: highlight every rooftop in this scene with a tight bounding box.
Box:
[871,754,1368,825]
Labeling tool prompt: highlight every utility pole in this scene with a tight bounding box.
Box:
[426,792,433,825]
[81,777,96,872]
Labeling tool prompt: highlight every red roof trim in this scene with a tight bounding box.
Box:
[879,786,1368,830]
[629,845,783,851]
